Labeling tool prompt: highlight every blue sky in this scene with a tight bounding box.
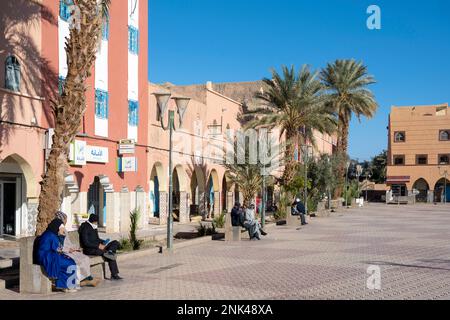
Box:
[148,0,450,161]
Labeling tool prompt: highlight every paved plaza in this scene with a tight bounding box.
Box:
[2,203,450,300]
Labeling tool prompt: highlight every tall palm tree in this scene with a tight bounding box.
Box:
[248,65,337,186]
[35,0,110,236]
[320,59,378,198]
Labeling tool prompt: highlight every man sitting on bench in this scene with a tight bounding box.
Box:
[78,214,123,280]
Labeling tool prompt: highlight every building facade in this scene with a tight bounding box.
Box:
[0,1,337,238]
[387,103,450,202]
[0,0,148,237]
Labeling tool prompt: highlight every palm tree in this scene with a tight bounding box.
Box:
[35,0,110,236]
[320,59,378,198]
[247,65,337,186]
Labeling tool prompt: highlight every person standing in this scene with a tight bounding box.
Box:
[78,214,123,280]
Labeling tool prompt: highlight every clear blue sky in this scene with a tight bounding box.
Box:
[148,0,450,161]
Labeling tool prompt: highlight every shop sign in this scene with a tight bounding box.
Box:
[86,146,109,163]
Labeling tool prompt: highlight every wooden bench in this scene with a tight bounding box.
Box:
[20,231,106,294]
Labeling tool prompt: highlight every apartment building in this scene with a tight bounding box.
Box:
[387,103,450,202]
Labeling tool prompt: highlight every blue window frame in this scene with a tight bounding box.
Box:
[59,0,73,21]
[95,89,109,119]
[128,26,139,54]
[102,19,109,40]
[58,76,65,95]
[5,56,20,92]
[128,100,139,126]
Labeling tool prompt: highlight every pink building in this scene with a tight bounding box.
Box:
[0,0,148,236]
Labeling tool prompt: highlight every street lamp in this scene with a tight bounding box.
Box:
[438,166,449,204]
[356,164,363,200]
[344,161,351,208]
[301,145,313,215]
[154,93,190,251]
[364,171,372,202]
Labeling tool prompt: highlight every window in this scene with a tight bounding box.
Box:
[59,0,73,21]
[95,89,109,119]
[5,55,20,92]
[102,19,109,40]
[58,76,65,95]
[393,155,405,166]
[439,130,450,141]
[439,154,450,165]
[128,100,139,126]
[416,155,428,165]
[394,131,406,142]
[128,26,139,54]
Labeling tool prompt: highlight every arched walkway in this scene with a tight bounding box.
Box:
[172,165,189,222]
[150,162,166,218]
[206,169,220,218]
[190,166,206,217]
[0,154,36,236]
[434,178,450,203]
[412,178,429,203]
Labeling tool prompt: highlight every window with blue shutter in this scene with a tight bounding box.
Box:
[58,76,65,95]
[128,26,139,55]
[59,0,73,21]
[95,89,109,119]
[5,56,20,92]
[128,100,139,126]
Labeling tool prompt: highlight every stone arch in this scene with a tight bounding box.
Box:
[412,178,430,203]
[433,178,450,203]
[208,169,220,192]
[150,162,167,191]
[0,153,37,198]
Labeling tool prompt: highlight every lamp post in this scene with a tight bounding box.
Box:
[438,166,449,204]
[344,161,351,208]
[154,93,190,251]
[364,171,372,202]
[301,145,313,215]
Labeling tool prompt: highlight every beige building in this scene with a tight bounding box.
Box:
[387,103,450,202]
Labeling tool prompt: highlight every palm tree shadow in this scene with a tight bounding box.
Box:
[0,0,57,154]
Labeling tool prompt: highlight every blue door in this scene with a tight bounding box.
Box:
[446,186,450,202]
[154,177,160,217]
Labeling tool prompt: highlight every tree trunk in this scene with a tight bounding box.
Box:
[334,114,349,199]
[35,1,104,236]
[281,130,299,186]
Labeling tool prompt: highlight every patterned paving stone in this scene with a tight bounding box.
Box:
[2,203,450,300]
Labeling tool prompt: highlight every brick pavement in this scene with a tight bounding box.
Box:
[2,203,450,300]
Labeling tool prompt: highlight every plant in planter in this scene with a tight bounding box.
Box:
[212,212,226,229]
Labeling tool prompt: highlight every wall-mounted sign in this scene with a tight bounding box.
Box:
[117,157,137,172]
[118,139,136,155]
[86,146,109,163]
[69,140,87,166]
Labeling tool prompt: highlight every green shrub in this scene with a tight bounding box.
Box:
[118,238,132,252]
[212,212,226,229]
[196,222,216,236]
[129,208,143,250]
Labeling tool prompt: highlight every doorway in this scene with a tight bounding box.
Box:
[0,177,17,236]
[88,176,106,227]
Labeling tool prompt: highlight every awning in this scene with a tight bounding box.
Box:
[386,176,410,184]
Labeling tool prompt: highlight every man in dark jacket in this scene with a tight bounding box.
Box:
[293,198,308,226]
[78,214,122,280]
[231,202,242,227]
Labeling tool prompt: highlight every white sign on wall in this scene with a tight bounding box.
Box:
[118,157,137,172]
[71,140,86,166]
[86,146,109,163]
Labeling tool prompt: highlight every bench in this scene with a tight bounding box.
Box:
[20,231,106,294]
